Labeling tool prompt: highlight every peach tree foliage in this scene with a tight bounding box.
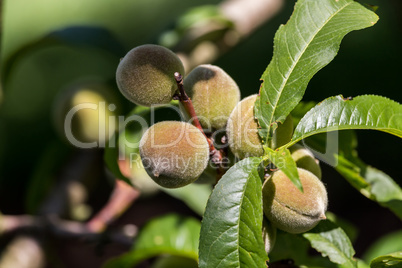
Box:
[104,0,402,267]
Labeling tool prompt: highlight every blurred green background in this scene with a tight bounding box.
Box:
[0,0,401,266]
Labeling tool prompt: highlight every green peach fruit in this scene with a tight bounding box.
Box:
[262,218,277,254]
[183,64,240,130]
[116,44,184,106]
[226,94,263,159]
[262,168,327,234]
[139,121,209,188]
[290,144,322,179]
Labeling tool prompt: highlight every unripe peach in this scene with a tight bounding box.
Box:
[262,218,277,254]
[226,94,263,159]
[183,64,240,129]
[139,121,209,188]
[290,144,322,179]
[262,168,327,234]
[116,44,184,107]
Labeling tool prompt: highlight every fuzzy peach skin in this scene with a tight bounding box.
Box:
[262,168,327,234]
[116,44,184,107]
[139,121,209,188]
[226,94,264,159]
[183,64,240,130]
[290,144,322,179]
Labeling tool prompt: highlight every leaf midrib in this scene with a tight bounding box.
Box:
[266,1,353,131]
[292,125,402,144]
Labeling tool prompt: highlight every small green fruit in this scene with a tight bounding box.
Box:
[262,168,327,234]
[183,64,240,130]
[226,94,263,159]
[290,144,322,179]
[139,121,209,188]
[116,44,184,106]
[262,218,277,254]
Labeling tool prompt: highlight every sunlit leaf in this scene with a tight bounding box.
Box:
[363,230,402,264]
[303,220,357,267]
[263,146,302,192]
[291,95,402,144]
[370,252,402,268]
[255,0,378,143]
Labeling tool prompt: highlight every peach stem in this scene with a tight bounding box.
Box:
[174,72,222,164]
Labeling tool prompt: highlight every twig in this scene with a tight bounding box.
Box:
[0,214,134,247]
[174,72,223,165]
[174,72,203,131]
[86,179,140,233]
[174,0,284,71]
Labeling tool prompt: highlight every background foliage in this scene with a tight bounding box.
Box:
[0,0,401,267]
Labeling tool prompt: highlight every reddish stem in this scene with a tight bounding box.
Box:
[86,178,140,233]
[174,72,222,164]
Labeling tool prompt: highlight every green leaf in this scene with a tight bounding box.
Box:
[298,127,402,220]
[269,229,342,267]
[325,212,358,244]
[303,220,357,267]
[370,252,402,268]
[198,157,267,268]
[291,101,317,126]
[363,230,402,264]
[335,155,402,220]
[152,255,198,268]
[268,230,311,264]
[263,146,302,192]
[103,214,200,268]
[255,0,378,143]
[292,95,402,144]
[161,183,212,216]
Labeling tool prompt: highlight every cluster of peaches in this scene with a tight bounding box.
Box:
[116,44,327,241]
